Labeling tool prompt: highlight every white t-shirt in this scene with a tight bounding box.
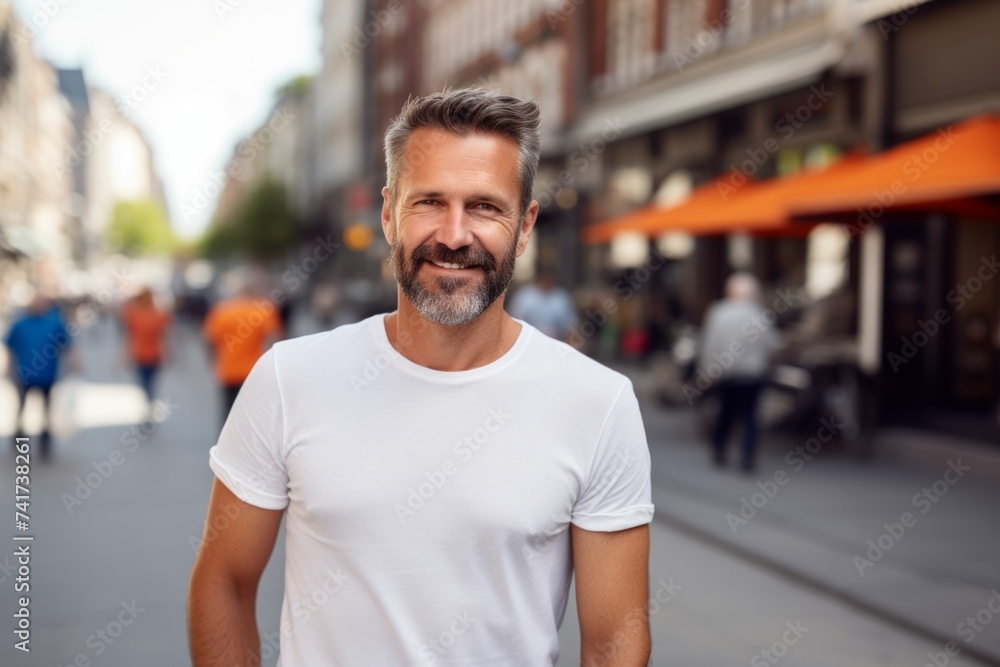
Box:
[208,312,654,666]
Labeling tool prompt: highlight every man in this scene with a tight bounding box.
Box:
[508,271,579,342]
[202,274,283,424]
[119,286,172,409]
[4,294,76,460]
[188,89,654,666]
[698,272,780,472]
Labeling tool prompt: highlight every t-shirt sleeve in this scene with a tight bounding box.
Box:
[208,347,289,510]
[571,380,654,532]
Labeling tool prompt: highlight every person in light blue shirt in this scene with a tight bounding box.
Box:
[508,271,578,342]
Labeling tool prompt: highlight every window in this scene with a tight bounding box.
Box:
[665,0,709,58]
[608,0,656,83]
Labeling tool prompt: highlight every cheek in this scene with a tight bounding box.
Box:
[398,215,441,244]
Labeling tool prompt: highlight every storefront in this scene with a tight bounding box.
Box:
[787,115,1000,442]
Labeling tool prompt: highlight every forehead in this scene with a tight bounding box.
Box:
[398,127,520,195]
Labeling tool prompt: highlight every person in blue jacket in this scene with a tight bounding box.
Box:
[5,294,75,460]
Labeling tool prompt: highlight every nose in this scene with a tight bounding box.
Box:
[434,203,476,250]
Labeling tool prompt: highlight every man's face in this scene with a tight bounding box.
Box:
[381,128,537,326]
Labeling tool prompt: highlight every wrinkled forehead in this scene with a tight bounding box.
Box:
[397,127,520,193]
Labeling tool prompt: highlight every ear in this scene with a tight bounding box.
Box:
[515,199,539,258]
[380,186,395,246]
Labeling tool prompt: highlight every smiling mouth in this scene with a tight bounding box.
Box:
[426,260,479,271]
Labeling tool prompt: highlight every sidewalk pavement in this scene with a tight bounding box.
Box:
[1,315,997,665]
[615,361,1000,665]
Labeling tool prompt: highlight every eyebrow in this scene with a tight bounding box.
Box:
[410,191,445,201]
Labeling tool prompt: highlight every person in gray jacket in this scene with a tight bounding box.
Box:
[698,272,780,471]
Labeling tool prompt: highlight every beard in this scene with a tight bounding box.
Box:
[389,232,518,326]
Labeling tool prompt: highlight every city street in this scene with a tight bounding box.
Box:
[0,314,994,666]
[4,0,1000,664]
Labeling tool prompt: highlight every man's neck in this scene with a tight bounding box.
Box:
[384,296,522,372]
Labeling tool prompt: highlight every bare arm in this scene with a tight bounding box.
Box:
[188,477,284,666]
[572,523,651,666]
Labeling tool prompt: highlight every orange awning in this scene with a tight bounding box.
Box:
[582,175,738,244]
[677,152,867,234]
[581,204,659,246]
[788,114,1000,221]
[582,156,863,244]
[582,115,1000,245]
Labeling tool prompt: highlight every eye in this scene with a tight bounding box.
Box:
[418,199,439,206]
[475,202,499,212]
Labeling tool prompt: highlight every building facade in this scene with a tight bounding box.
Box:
[0,2,77,309]
[870,0,1000,440]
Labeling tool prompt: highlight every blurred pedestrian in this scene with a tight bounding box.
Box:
[4,294,77,460]
[699,272,779,472]
[120,287,171,410]
[508,271,578,342]
[310,282,339,330]
[202,279,283,424]
[276,286,294,333]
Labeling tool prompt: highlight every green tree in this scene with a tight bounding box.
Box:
[198,217,240,259]
[106,199,175,256]
[241,179,300,260]
[198,179,300,261]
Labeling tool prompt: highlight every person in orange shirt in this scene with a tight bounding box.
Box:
[202,283,283,424]
[120,287,172,408]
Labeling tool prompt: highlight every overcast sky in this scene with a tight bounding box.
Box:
[15,0,321,239]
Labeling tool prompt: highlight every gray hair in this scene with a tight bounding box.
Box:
[383,88,542,217]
